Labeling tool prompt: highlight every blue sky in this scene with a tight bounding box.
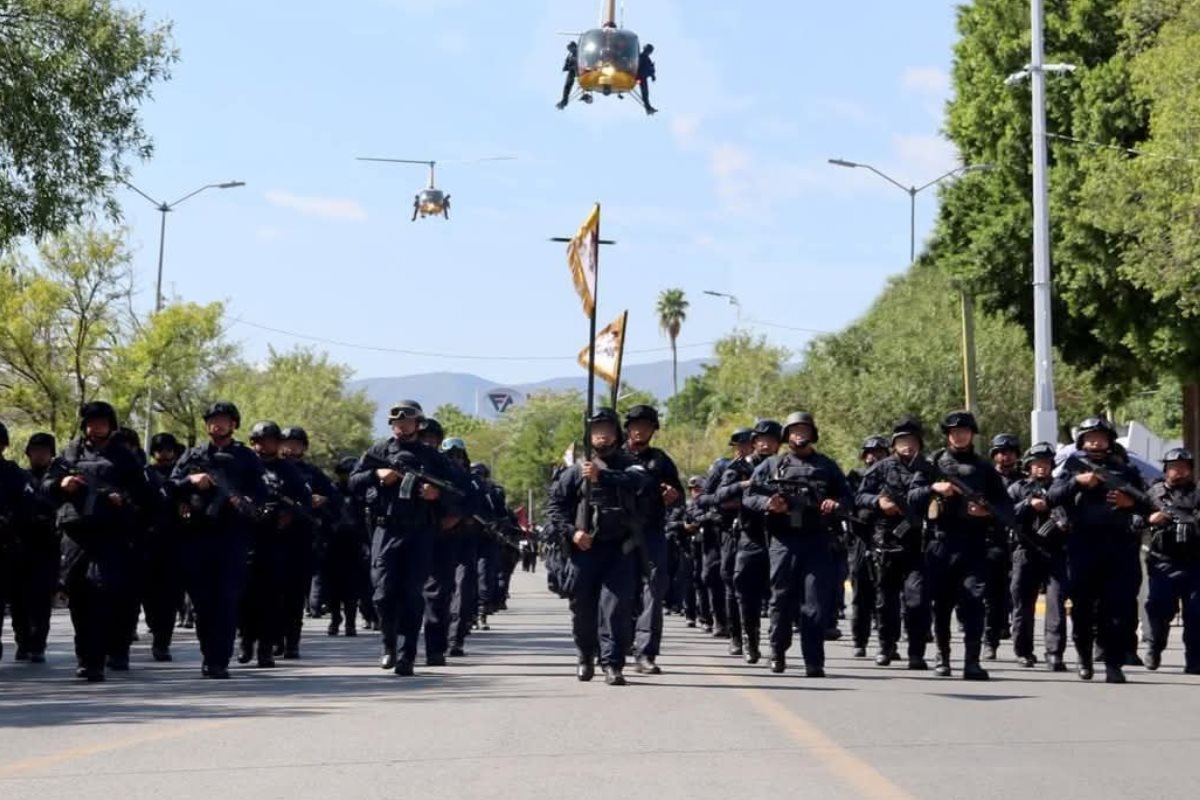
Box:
[116,0,963,386]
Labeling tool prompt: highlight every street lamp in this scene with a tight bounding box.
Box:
[702,290,742,323]
[124,179,246,441]
[1005,0,1078,446]
[827,158,992,415]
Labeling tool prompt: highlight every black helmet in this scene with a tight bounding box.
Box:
[861,435,889,455]
[752,419,783,440]
[149,432,181,455]
[687,475,705,489]
[249,420,283,442]
[1073,417,1116,448]
[281,426,309,446]
[79,400,119,430]
[25,432,56,454]
[114,427,141,450]
[588,407,621,428]
[1022,442,1057,467]
[336,456,358,475]
[782,411,819,443]
[470,462,491,479]
[729,427,753,445]
[203,401,241,427]
[418,418,444,439]
[891,416,924,445]
[623,404,660,429]
[387,400,424,422]
[1162,447,1195,465]
[0,421,8,449]
[940,410,979,434]
[989,433,1021,456]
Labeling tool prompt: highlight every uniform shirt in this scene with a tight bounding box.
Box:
[744,450,852,538]
[1144,479,1200,561]
[624,444,683,530]
[908,447,1014,538]
[1048,452,1147,537]
[170,440,267,533]
[855,453,931,553]
[1008,475,1064,554]
[545,448,652,545]
[349,437,460,535]
[0,457,35,548]
[716,455,761,543]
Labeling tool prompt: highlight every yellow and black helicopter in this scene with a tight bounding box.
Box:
[356,156,514,221]
[556,0,656,114]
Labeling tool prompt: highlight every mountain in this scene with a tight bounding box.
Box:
[350,358,708,435]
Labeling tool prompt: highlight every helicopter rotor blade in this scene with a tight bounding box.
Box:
[355,157,435,167]
[436,156,517,166]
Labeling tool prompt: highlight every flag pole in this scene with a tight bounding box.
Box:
[610,309,628,409]
[585,203,601,462]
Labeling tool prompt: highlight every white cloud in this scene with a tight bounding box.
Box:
[893,133,961,179]
[901,66,951,96]
[264,191,368,222]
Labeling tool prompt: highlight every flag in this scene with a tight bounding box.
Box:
[578,311,626,385]
[562,441,576,467]
[566,204,600,318]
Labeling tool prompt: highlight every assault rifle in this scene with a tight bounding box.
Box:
[934,462,1017,532]
[1061,455,1153,509]
[358,451,468,505]
[178,452,261,522]
[764,476,851,531]
[1149,496,1197,547]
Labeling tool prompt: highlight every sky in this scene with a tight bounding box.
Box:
[114,0,964,385]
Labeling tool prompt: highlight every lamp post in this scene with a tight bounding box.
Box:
[124,180,246,442]
[702,290,742,323]
[828,158,992,415]
[1005,0,1077,446]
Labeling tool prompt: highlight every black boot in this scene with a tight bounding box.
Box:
[1046,653,1067,672]
[1145,650,1161,671]
[635,655,661,675]
[380,644,397,671]
[963,642,990,680]
[577,657,595,682]
[394,659,415,677]
[728,636,743,657]
[769,651,786,674]
[934,650,952,678]
[602,665,626,686]
[237,640,253,665]
[1105,663,1127,684]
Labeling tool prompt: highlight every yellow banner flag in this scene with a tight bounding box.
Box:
[577,311,627,385]
[566,204,599,318]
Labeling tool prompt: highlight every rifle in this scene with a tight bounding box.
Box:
[358,451,468,505]
[1017,486,1069,548]
[66,470,130,518]
[933,461,1018,532]
[262,470,315,528]
[1148,495,1198,547]
[1061,455,1153,508]
[764,476,851,531]
[178,452,261,522]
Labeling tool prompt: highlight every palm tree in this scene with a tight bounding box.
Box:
[656,288,689,397]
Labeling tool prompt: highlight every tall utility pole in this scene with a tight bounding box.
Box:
[827,159,991,414]
[1006,1,1076,445]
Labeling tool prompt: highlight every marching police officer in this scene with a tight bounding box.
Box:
[0,422,35,664]
[624,404,683,675]
[330,456,369,637]
[910,411,1014,680]
[855,417,932,669]
[171,401,266,679]
[279,426,333,656]
[10,433,56,663]
[745,411,850,676]
[1141,447,1199,674]
[846,435,889,658]
[143,432,183,662]
[983,433,1021,659]
[1050,417,1148,683]
[1008,442,1068,671]
[546,407,653,686]
[696,428,753,641]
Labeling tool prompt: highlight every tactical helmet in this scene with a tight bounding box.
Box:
[470,462,491,479]
[418,418,444,439]
[588,407,621,428]
[335,456,358,476]
[751,419,783,441]
[149,432,181,455]
[0,421,8,449]
[203,401,241,427]
[281,426,309,446]
[891,416,924,445]
[861,435,889,455]
[989,433,1021,456]
[687,475,705,489]
[782,411,819,443]
[940,410,979,434]
[1162,447,1195,466]
[387,400,424,422]
[1073,417,1117,448]
[249,420,283,442]
[441,437,467,453]
[25,432,56,454]
[624,404,660,429]
[1022,442,1057,467]
[79,400,119,430]
[728,427,753,446]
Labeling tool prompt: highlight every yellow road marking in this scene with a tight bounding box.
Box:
[0,719,236,780]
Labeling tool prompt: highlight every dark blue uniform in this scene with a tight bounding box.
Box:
[142,461,183,657]
[1009,475,1068,664]
[628,444,682,662]
[718,456,765,655]
[1141,480,1199,672]
[9,462,56,661]
[0,457,35,663]
[694,457,733,638]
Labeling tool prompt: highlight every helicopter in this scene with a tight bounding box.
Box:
[557,0,656,114]
[355,156,514,221]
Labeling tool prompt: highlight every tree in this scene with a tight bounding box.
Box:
[0,0,176,249]
[0,227,132,438]
[431,404,487,438]
[655,288,689,397]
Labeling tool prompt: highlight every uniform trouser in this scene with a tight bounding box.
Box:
[1010,544,1067,659]
[451,535,479,647]
[700,541,724,630]
[675,545,696,621]
[635,530,669,659]
[499,546,519,603]
[181,533,249,670]
[239,543,285,656]
[477,538,499,616]
[875,550,929,659]
[64,550,131,671]
[307,544,329,615]
[324,541,362,630]
[733,538,769,650]
[143,541,182,650]
[927,537,987,660]
[664,539,683,611]
[372,527,434,663]
[569,538,637,668]
[1067,537,1141,669]
[768,532,835,667]
[847,537,876,648]
[10,542,58,656]
[281,540,311,652]
[831,536,849,620]
[984,540,1013,648]
[358,545,378,625]
[423,533,458,658]
[719,533,742,640]
[1144,555,1200,670]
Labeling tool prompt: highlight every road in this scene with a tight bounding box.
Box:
[2,570,1197,800]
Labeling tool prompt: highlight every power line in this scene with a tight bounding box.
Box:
[1047,132,1199,163]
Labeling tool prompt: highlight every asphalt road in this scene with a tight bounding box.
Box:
[1,570,1197,800]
